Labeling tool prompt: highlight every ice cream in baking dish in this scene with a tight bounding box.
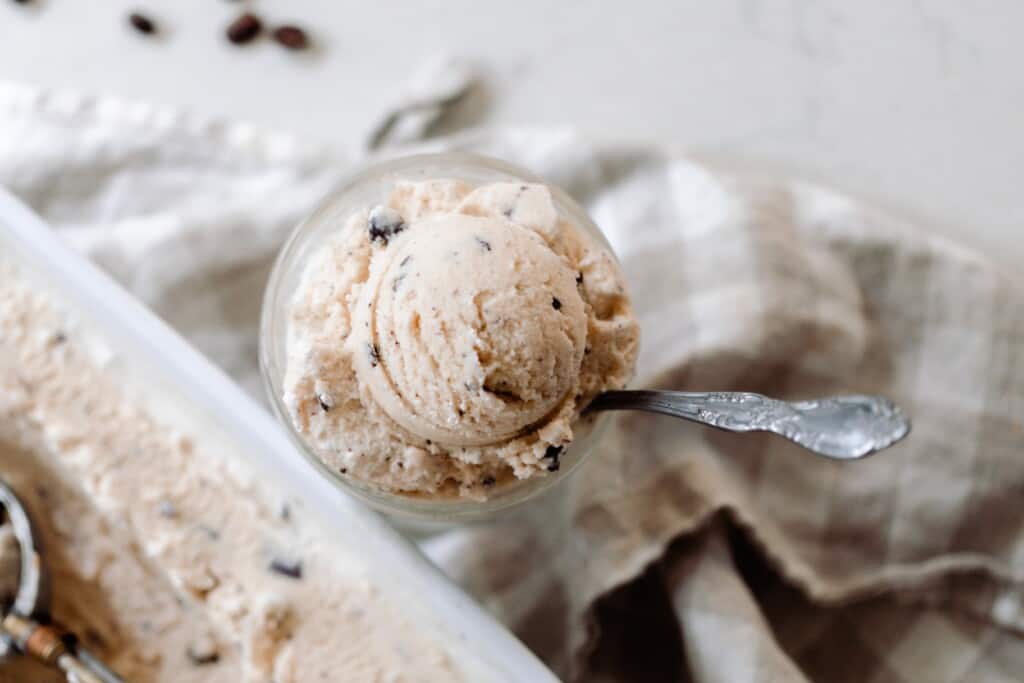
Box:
[283,180,640,500]
[0,260,462,682]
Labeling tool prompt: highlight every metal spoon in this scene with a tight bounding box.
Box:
[0,479,126,683]
[588,391,910,459]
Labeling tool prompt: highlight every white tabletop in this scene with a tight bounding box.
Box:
[2,0,1021,270]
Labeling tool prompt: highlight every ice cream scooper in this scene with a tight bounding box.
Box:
[0,479,126,683]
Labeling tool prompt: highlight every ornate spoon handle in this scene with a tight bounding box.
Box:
[589,391,910,459]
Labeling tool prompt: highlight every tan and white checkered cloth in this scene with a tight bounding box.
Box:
[1,82,1022,682]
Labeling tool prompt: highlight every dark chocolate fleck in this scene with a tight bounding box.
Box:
[368,206,406,245]
[502,206,514,218]
[474,236,492,251]
[128,12,157,35]
[576,272,584,285]
[481,475,496,487]
[279,503,291,521]
[457,409,465,417]
[544,445,564,472]
[400,255,412,267]
[425,440,432,446]
[186,646,220,666]
[552,297,562,310]
[317,393,333,411]
[272,25,309,50]
[339,467,348,474]
[269,558,303,580]
[226,13,262,44]
[51,331,67,345]
[157,500,178,518]
[392,273,407,292]
[367,343,380,367]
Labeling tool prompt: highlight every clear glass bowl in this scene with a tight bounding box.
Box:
[260,152,619,522]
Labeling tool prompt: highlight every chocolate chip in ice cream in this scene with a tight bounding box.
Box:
[367,343,381,367]
[544,445,564,472]
[481,475,496,487]
[186,635,220,666]
[474,236,492,252]
[368,206,406,245]
[552,297,562,310]
[317,392,334,412]
[269,557,304,580]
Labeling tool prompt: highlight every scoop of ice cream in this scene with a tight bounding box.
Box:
[350,212,587,447]
[284,178,639,498]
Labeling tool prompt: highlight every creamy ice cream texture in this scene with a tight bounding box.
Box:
[0,262,464,682]
[284,180,639,498]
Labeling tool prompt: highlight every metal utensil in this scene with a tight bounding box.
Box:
[0,479,126,683]
[588,391,910,459]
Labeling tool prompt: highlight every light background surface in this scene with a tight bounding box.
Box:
[1,0,1020,270]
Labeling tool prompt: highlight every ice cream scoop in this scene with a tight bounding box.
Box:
[278,171,641,500]
[0,479,125,683]
[349,212,587,447]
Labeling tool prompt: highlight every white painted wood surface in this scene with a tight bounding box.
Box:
[1,1,1020,269]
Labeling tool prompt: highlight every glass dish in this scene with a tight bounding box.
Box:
[260,152,619,522]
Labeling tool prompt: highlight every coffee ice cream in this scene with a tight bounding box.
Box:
[0,261,466,682]
[284,179,639,499]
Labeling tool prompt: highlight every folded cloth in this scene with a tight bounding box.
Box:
[1,82,1021,682]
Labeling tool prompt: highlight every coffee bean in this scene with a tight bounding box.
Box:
[128,12,157,35]
[226,13,262,44]
[273,26,309,50]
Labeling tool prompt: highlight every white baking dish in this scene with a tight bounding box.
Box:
[0,186,557,682]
